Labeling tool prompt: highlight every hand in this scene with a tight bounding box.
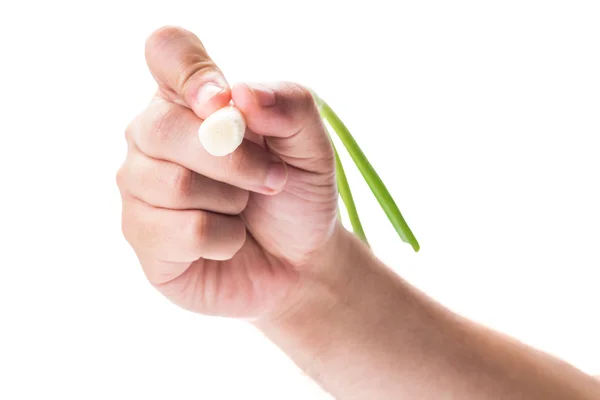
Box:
[117,26,341,319]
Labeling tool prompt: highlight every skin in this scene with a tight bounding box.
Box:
[117,26,600,399]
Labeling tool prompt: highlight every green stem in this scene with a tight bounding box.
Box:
[313,92,420,252]
[332,140,368,245]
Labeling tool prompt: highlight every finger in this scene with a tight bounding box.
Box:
[121,197,246,262]
[231,82,335,174]
[117,148,249,214]
[145,25,230,119]
[135,257,192,286]
[127,98,288,195]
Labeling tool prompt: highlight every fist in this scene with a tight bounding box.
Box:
[117,26,340,319]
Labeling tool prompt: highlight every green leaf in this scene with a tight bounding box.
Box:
[312,92,420,252]
[332,140,368,245]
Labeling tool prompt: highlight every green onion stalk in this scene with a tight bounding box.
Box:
[311,91,420,252]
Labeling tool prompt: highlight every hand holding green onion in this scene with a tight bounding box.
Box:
[197,90,419,252]
[118,25,417,321]
[116,26,600,400]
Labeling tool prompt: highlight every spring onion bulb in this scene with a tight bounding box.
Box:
[198,106,246,156]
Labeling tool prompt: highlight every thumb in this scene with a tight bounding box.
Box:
[145,26,230,119]
[231,82,335,175]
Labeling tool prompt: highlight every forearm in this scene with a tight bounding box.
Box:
[255,225,600,399]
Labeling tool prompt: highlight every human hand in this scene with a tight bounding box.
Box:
[117,26,342,320]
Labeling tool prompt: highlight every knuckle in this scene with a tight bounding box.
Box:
[234,190,250,214]
[228,189,250,215]
[232,218,247,249]
[278,82,318,130]
[176,51,216,92]
[149,104,179,145]
[166,165,193,200]
[187,211,210,249]
[178,64,211,95]
[124,123,133,143]
[124,114,141,144]
[222,220,247,261]
[115,164,128,190]
[133,102,183,154]
[293,83,315,105]
[291,82,317,117]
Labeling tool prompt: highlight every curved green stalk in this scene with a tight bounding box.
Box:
[313,92,420,252]
[332,141,368,245]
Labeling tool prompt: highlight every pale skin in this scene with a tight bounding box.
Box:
[117,26,600,399]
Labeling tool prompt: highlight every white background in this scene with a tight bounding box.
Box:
[1,1,599,399]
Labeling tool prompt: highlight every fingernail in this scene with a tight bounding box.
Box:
[246,83,276,107]
[196,83,224,107]
[264,162,287,193]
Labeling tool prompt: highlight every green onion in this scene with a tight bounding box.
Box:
[332,140,368,245]
[312,91,420,252]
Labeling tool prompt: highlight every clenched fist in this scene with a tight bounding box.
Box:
[117,26,342,319]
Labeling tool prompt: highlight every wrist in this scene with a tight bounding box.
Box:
[252,223,394,385]
[252,224,453,398]
[254,221,365,327]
